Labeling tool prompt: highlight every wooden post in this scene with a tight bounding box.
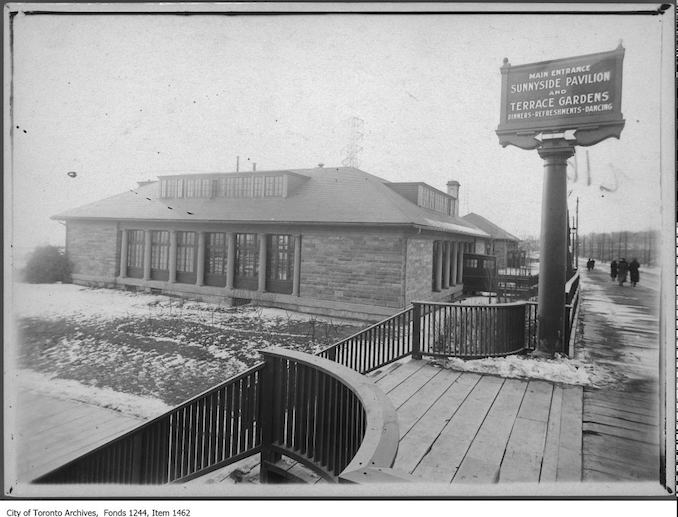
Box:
[143,230,152,281]
[168,230,177,283]
[434,241,443,292]
[226,232,235,289]
[536,140,573,357]
[292,234,302,297]
[258,233,267,292]
[259,355,276,483]
[442,241,451,289]
[119,229,128,278]
[196,231,206,286]
[450,242,458,286]
[411,303,422,360]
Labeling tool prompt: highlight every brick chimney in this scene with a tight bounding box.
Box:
[447,180,460,216]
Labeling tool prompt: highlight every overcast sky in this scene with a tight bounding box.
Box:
[8,5,670,256]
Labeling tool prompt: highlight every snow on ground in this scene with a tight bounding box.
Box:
[11,283,169,321]
[10,282,363,410]
[433,353,593,386]
[12,369,171,419]
[11,282,361,327]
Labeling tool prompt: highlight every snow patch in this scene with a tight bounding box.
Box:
[434,353,592,386]
[13,369,171,419]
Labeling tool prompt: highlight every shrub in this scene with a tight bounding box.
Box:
[23,245,72,283]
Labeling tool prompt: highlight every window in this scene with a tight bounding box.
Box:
[253,176,265,197]
[418,185,451,215]
[126,230,144,278]
[176,232,195,272]
[267,235,294,294]
[220,175,286,198]
[235,233,259,290]
[206,233,227,274]
[150,230,169,281]
[205,232,228,287]
[465,258,479,268]
[264,176,285,197]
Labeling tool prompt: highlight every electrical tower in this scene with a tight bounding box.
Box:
[341,116,364,168]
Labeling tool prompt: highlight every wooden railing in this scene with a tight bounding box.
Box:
[316,306,414,374]
[412,301,529,359]
[34,364,264,484]
[258,348,400,483]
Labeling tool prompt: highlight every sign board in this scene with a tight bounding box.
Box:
[496,45,625,149]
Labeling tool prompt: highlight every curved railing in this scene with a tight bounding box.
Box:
[411,301,529,359]
[258,347,399,483]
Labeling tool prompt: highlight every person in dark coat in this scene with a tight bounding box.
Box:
[610,259,618,281]
[629,258,640,287]
[617,258,628,286]
[587,258,594,271]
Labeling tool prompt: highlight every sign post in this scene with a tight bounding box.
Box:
[497,44,625,356]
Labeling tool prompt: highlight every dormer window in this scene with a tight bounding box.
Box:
[159,172,301,199]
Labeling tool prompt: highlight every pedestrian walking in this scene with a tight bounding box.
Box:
[629,258,640,287]
[610,259,618,281]
[587,258,594,271]
[617,258,628,286]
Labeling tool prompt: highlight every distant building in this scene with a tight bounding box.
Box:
[53,167,488,321]
[461,212,521,269]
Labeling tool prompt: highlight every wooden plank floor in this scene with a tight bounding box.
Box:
[370,360,583,484]
[7,389,144,486]
[576,267,660,482]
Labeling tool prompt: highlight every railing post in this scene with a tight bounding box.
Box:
[412,303,422,360]
[259,355,276,483]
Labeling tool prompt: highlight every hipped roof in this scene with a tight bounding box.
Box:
[53,167,488,238]
[461,212,520,242]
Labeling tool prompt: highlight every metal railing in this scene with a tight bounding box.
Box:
[259,348,399,483]
[411,301,529,359]
[35,364,264,484]
[316,306,414,374]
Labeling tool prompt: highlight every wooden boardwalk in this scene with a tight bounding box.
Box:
[7,389,143,486]
[370,360,583,483]
[576,266,660,482]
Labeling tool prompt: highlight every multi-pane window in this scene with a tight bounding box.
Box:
[176,232,196,272]
[223,176,254,198]
[418,185,451,215]
[264,176,284,196]
[266,235,294,294]
[162,174,287,199]
[253,176,265,197]
[235,234,259,277]
[150,231,170,270]
[465,258,479,268]
[127,230,144,269]
[206,232,228,275]
[160,177,214,198]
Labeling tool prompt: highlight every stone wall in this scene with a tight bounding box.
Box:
[300,231,405,308]
[404,238,433,304]
[66,220,120,279]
